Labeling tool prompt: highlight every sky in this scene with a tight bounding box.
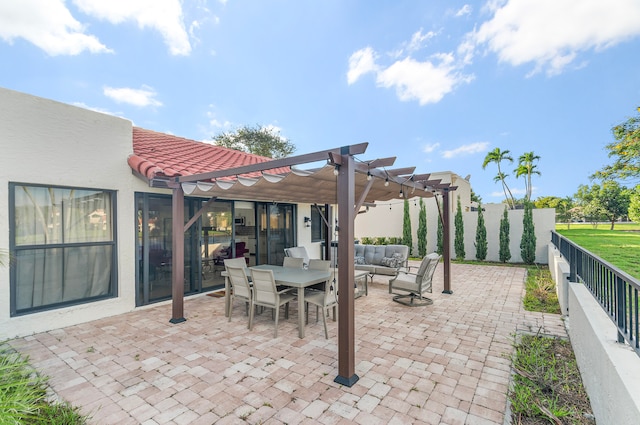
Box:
[1,0,640,203]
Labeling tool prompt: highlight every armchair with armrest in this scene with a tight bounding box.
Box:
[389,253,441,306]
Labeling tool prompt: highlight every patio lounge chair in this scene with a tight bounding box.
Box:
[249,268,297,338]
[284,246,311,268]
[389,253,441,306]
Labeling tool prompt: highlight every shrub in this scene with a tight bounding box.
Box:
[475,203,487,260]
[402,199,412,254]
[454,198,465,259]
[417,198,427,257]
[499,206,511,262]
[520,201,536,264]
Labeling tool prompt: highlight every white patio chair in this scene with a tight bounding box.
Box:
[304,271,338,339]
[284,246,311,268]
[249,268,296,337]
[282,256,304,268]
[306,259,331,291]
[389,253,441,306]
[226,263,252,326]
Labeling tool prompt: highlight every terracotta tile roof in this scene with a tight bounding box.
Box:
[129,127,289,181]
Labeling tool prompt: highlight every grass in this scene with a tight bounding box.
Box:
[511,265,593,424]
[510,332,594,425]
[556,224,640,279]
[0,342,88,424]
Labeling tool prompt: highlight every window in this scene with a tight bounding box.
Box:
[10,183,117,315]
[310,205,328,242]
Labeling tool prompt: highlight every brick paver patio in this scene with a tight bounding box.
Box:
[9,263,566,424]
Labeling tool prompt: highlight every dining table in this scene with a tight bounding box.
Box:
[222,264,331,338]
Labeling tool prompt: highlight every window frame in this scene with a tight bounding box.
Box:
[310,205,328,243]
[9,182,118,316]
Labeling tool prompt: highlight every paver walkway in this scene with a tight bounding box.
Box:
[9,263,566,424]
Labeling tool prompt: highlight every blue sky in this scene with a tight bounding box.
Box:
[1,0,640,203]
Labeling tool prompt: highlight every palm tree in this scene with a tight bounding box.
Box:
[482,148,515,209]
[515,151,541,202]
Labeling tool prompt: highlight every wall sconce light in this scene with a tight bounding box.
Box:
[304,216,312,227]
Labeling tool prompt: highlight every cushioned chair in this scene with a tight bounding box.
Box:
[284,246,311,268]
[389,253,441,306]
[249,268,296,337]
[225,263,252,325]
[304,271,338,339]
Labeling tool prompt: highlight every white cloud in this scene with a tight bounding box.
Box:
[455,5,472,17]
[73,0,192,55]
[347,47,378,84]
[103,85,162,107]
[422,143,440,154]
[442,142,489,159]
[472,0,640,76]
[0,0,111,56]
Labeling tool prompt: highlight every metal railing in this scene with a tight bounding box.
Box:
[551,231,640,357]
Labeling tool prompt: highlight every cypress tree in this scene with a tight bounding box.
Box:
[454,197,465,260]
[436,200,443,255]
[520,201,537,264]
[474,203,487,261]
[402,198,412,255]
[417,197,427,257]
[499,206,511,263]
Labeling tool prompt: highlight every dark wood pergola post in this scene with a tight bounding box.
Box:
[170,186,186,323]
[442,187,453,294]
[334,148,358,387]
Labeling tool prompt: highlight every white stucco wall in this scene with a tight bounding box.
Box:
[567,282,640,424]
[355,179,554,264]
[0,87,138,339]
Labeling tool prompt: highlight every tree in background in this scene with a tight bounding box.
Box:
[436,201,443,255]
[402,199,412,255]
[515,151,541,202]
[592,106,640,181]
[474,204,487,261]
[574,181,630,229]
[629,185,640,223]
[417,197,427,257]
[499,206,511,263]
[213,124,295,158]
[454,198,465,260]
[520,202,536,264]
[534,196,575,228]
[482,148,516,209]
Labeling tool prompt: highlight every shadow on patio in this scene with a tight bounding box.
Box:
[10,262,566,425]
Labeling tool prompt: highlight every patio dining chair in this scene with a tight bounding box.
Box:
[226,263,252,326]
[389,252,441,306]
[249,268,297,337]
[306,259,331,291]
[282,256,304,268]
[304,271,338,339]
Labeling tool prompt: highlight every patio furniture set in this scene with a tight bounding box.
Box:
[222,245,441,339]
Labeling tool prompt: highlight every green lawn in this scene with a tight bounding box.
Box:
[556,224,640,280]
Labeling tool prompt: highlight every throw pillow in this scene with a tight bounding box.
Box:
[380,257,395,267]
[354,256,366,265]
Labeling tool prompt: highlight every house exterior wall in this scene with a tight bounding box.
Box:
[0,87,138,339]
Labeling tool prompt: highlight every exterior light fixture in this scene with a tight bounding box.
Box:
[367,171,372,181]
[384,177,389,186]
[333,165,339,176]
[304,216,312,227]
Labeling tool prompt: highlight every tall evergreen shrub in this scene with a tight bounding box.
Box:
[437,201,443,255]
[474,204,487,260]
[417,198,427,257]
[402,199,412,255]
[499,206,511,262]
[520,201,537,264]
[454,198,465,260]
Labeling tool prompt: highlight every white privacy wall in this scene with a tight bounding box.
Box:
[0,87,138,339]
[355,194,554,264]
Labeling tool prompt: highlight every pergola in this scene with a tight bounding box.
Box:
[166,142,455,386]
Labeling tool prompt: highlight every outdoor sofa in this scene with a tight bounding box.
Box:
[354,244,409,278]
